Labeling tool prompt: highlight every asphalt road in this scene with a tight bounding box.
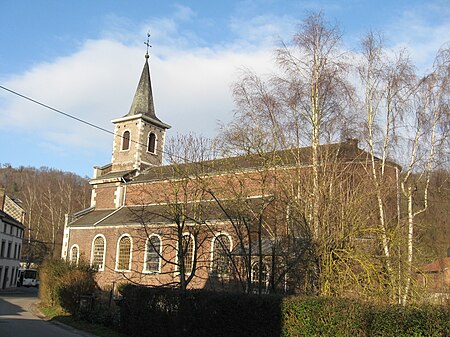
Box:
[0,287,94,337]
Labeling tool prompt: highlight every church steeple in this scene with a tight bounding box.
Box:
[127,54,156,119]
[110,43,171,172]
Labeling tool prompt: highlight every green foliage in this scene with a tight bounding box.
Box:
[282,297,367,336]
[282,297,450,337]
[366,305,450,337]
[118,286,450,337]
[39,258,98,314]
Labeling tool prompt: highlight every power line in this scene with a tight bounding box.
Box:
[0,85,114,136]
[0,84,198,164]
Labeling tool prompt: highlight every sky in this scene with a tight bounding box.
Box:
[0,0,449,178]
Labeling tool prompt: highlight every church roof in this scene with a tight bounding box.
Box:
[120,54,170,129]
[90,169,136,183]
[131,139,397,183]
[68,198,268,228]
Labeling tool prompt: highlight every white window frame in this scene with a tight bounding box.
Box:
[115,234,133,272]
[90,234,106,271]
[251,261,269,292]
[176,233,195,275]
[210,232,233,275]
[121,129,131,151]
[147,132,157,154]
[143,234,162,273]
[70,244,80,265]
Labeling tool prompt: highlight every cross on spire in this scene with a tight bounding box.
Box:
[144,32,152,58]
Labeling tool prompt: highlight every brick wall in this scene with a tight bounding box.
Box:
[67,223,235,289]
[94,184,118,209]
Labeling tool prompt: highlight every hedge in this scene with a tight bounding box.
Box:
[39,258,98,314]
[119,286,283,337]
[119,285,450,337]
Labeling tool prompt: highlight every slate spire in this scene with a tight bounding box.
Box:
[126,52,157,119]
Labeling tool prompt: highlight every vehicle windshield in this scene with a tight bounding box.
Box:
[24,270,37,279]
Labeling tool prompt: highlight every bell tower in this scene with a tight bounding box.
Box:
[111,46,171,172]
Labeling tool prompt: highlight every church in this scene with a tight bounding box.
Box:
[61,51,400,294]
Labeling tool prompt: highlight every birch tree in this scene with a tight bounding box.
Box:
[357,32,415,302]
[399,46,450,304]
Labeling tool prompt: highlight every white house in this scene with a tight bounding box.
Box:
[0,188,25,289]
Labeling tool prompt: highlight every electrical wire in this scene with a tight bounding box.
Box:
[0,84,203,165]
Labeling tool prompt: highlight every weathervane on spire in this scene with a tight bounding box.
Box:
[144,32,152,59]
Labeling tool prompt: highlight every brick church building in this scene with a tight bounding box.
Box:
[61,52,400,294]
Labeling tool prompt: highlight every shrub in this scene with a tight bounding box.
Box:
[366,304,450,337]
[282,296,367,336]
[118,286,450,337]
[39,258,98,314]
[119,286,283,337]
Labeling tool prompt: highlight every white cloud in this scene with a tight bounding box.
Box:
[3,2,447,176]
[0,29,275,162]
[386,5,450,74]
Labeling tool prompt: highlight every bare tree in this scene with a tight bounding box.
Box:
[357,32,415,302]
[0,166,90,263]
[398,46,450,304]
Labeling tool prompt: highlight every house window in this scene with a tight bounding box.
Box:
[116,235,132,271]
[212,234,231,275]
[121,130,130,151]
[70,245,79,265]
[92,235,106,271]
[147,132,157,154]
[251,262,268,291]
[144,235,161,273]
[181,234,194,274]
[10,267,15,286]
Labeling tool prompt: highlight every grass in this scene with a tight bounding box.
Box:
[39,304,125,337]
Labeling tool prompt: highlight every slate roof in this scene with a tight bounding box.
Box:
[68,197,270,228]
[231,237,310,256]
[124,54,170,129]
[0,209,24,229]
[132,139,394,183]
[91,169,136,182]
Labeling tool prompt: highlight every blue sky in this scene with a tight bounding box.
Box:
[0,0,449,178]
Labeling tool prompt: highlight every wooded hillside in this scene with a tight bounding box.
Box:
[0,164,90,264]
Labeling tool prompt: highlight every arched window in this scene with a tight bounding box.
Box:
[251,262,268,291]
[116,235,132,271]
[91,235,106,271]
[122,130,130,151]
[144,235,161,273]
[147,132,156,154]
[181,234,194,274]
[211,234,231,275]
[70,245,79,265]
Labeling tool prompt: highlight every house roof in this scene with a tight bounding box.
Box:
[420,257,450,273]
[0,209,24,229]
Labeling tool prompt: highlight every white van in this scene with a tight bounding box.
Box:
[17,268,39,287]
